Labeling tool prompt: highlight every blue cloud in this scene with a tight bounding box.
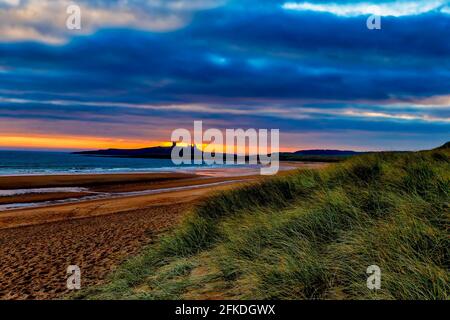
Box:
[0,0,448,150]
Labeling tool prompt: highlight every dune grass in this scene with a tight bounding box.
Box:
[75,147,449,300]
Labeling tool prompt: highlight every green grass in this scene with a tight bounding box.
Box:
[75,148,450,300]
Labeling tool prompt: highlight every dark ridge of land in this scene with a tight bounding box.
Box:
[293,149,361,156]
[73,145,182,159]
[73,142,449,163]
[74,145,365,163]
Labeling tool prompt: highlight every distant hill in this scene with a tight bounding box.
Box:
[293,149,361,156]
[74,145,256,162]
[277,149,362,162]
[74,145,362,163]
[73,144,198,159]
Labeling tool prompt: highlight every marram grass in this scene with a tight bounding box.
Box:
[75,147,449,300]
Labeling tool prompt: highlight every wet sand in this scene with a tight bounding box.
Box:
[0,183,242,300]
[0,172,197,191]
[0,178,257,229]
[0,162,328,300]
[0,192,92,205]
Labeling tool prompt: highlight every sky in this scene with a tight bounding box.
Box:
[0,0,449,151]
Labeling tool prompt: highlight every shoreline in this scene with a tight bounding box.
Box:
[0,160,322,178]
[0,162,326,210]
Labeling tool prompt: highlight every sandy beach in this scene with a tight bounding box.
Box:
[0,162,327,299]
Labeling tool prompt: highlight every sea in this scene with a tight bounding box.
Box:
[0,150,231,176]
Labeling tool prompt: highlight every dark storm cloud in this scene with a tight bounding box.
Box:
[0,0,449,149]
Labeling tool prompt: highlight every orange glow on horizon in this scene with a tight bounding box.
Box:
[0,135,296,152]
[0,135,163,150]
